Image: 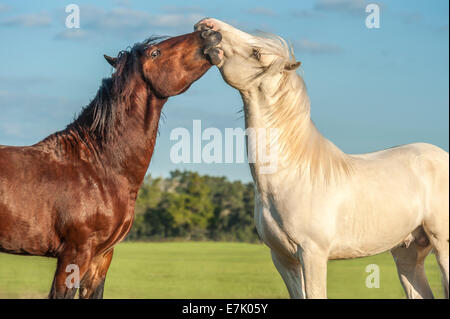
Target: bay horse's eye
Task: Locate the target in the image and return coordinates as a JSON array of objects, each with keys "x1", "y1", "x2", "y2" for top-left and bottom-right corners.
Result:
[
  {"x1": 252, "y1": 48, "x2": 261, "y2": 60},
  {"x1": 150, "y1": 49, "x2": 160, "y2": 59}
]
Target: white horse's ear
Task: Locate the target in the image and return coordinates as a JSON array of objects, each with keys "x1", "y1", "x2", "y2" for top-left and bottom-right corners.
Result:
[{"x1": 285, "y1": 61, "x2": 301, "y2": 71}]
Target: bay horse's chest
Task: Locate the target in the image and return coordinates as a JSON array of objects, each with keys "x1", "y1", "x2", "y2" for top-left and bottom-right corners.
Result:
[
  {"x1": 100, "y1": 188, "x2": 138, "y2": 251},
  {"x1": 52, "y1": 175, "x2": 138, "y2": 255}
]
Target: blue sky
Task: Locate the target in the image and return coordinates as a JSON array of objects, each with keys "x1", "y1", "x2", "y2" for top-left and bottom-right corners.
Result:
[{"x1": 0, "y1": 0, "x2": 448, "y2": 182}]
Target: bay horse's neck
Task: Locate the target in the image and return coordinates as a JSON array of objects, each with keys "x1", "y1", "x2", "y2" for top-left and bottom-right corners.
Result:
[
  {"x1": 103, "y1": 83, "x2": 166, "y2": 192},
  {"x1": 38, "y1": 78, "x2": 165, "y2": 193},
  {"x1": 241, "y1": 72, "x2": 352, "y2": 185}
]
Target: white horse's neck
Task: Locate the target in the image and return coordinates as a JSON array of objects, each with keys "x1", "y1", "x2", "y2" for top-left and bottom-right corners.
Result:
[{"x1": 241, "y1": 72, "x2": 352, "y2": 186}]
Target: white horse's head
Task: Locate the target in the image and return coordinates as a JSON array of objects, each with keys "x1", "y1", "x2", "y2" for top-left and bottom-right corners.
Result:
[{"x1": 194, "y1": 18, "x2": 301, "y2": 91}]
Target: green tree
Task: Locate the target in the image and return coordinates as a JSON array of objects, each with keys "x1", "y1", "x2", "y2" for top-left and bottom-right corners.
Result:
[{"x1": 127, "y1": 170, "x2": 259, "y2": 243}]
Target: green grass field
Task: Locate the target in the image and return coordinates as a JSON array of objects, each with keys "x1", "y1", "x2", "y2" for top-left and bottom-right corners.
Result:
[{"x1": 0, "y1": 242, "x2": 445, "y2": 299}]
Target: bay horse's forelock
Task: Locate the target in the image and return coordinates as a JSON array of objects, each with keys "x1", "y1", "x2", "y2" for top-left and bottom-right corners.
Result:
[{"x1": 0, "y1": 32, "x2": 217, "y2": 299}]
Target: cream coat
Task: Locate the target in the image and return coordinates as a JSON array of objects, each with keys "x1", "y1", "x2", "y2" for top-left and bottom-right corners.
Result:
[{"x1": 195, "y1": 18, "x2": 449, "y2": 299}]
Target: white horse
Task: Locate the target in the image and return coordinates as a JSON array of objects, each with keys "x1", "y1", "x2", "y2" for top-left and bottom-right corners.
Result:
[{"x1": 195, "y1": 18, "x2": 449, "y2": 299}]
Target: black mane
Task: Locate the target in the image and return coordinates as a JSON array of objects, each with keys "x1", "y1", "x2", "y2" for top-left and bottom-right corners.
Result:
[{"x1": 67, "y1": 36, "x2": 167, "y2": 144}]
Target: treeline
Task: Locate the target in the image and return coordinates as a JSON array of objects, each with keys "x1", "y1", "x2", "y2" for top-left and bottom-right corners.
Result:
[{"x1": 126, "y1": 170, "x2": 260, "y2": 243}]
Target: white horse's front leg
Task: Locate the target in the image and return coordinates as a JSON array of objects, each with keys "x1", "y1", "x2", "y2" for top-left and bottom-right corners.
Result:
[
  {"x1": 271, "y1": 250, "x2": 305, "y2": 299},
  {"x1": 299, "y1": 245, "x2": 328, "y2": 299}
]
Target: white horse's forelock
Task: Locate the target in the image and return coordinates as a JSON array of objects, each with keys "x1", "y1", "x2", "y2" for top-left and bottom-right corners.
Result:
[{"x1": 252, "y1": 32, "x2": 296, "y2": 70}]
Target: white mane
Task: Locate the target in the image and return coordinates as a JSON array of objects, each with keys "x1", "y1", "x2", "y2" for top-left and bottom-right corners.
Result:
[{"x1": 252, "y1": 34, "x2": 353, "y2": 184}]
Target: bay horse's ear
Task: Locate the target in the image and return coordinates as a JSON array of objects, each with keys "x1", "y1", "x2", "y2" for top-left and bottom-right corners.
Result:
[
  {"x1": 285, "y1": 61, "x2": 301, "y2": 71},
  {"x1": 104, "y1": 54, "x2": 118, "y2": 68}
]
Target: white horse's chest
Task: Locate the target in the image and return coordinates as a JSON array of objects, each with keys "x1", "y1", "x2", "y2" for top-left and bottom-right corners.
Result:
[{"x1": 253, "y1": 187, "x2": 309, "y2": 257}]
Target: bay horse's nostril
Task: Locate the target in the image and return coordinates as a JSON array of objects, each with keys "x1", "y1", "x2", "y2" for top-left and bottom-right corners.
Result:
[
  {"x1": 201, "y1": 30, "x2": 222, "y2": 45},
  {"x1": 201, "y1": 29, "x2": 222, "y2": 66}
]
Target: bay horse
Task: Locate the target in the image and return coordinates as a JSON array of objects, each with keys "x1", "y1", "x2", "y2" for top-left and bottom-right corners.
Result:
[
  {"x1": 195, "y1": 18, "x2": 449, "y2": 299},
  {"x1": 0, "y1": 29, "x2": 222, "y2": 299}
]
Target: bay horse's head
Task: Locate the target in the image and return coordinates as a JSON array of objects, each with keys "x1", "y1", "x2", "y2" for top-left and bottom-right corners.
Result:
[
  {"x1": 73, "y1": 31, "x2": 221, "y2": 144},
  {"x1": 104, "y1": 30, "x2": 222, "y2": 98}
]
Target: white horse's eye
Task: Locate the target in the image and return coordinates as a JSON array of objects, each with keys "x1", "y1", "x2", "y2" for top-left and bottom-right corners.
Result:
[{"x1": 252, "y1": 48, "x2": 261, "y2": 60}]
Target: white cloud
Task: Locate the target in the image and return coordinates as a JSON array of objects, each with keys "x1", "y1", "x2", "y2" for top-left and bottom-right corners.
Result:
[
  {"x1": 0, "y1": 76, "x2": 54, "y2": 90},
  {"x1": 162, "y1": 5, "x2": 204, "y2": 14},
  {"x1": 54, "y1": 29, "x2": 90, "y2": 41},
  {"x1": 151, "y1": 13, "x2": 204, "y2": 28},
  {"x1": 1, "y1": 12, "x2": 51, "y2": 27},
  {"x1": 0, "y1": 122, "x2": 23, "y2": 137},
  {"x1": 51, "y1": 5, "x2": 205, "y2": 40},
  {"x1": 81, "y1": 6, "x2": 203, "y2": 31},
  {"x1": 1, "y1": 4, "x2": 205, "y2": 41},
  {"x1": 295, "y1": 39, "x2": 343, "y2": 55},
  {"x1": 0, "y1": 92, "x2": 79, "y2": 143},
  {"x1": 291, "y1": 9, "x2": 320, "y2": 19},
  {"x1": 398, "y1": 12, "x2": 422, "y2": 25},
  {"x1": 246, "y1": 7, "x2": 276, "y2": 17},
  {"x1": 115, "y1": 0, "x2": 131, "y2": 7},
  {"x1": 0, "y1": 3, "x2": 10, "y2": 13},
  {"x1": 314, "y1": 0, "x2": 367, "y2": 15}
]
